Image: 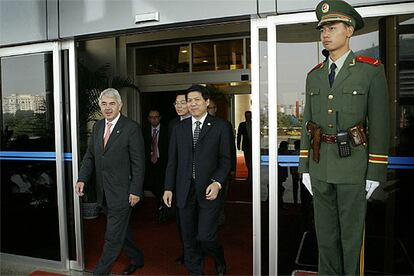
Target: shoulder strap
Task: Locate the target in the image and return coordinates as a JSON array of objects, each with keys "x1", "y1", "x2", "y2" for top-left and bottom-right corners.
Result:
[
  {"x1": 308, "y1": 62, "x2": 325, "y2": 74},
  {"x1": 356, "y1": 55, "x2": 381, "y2": 66}
]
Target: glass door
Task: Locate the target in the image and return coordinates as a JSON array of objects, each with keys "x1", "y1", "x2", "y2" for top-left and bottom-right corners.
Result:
[
  {"x1": 252, "y1": 3, "x2": 414, "y2": 275},
  {"x1": 0, "y1": 41, "x2": 82, "y2": 271}
]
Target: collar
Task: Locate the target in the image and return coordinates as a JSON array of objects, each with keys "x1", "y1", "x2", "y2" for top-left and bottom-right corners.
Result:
[
  {"x1": 152, "y1": 124, "x2": 160, "y2": 131},
  {"x1": 329, "y1": 50, "x2": 351, "y2": 74},
  {"x1": 180, "y1": 114, "x2": 191, "y2": 121},
  {"x1": 192, "y1": 112, "x2": 208, "y2": 127},
  {"x1": 106, "y1": 113, "x2": 121, "y2": 126}
]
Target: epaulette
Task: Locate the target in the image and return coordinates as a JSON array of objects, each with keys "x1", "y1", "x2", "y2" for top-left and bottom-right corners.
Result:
[
  {"x1": 308, "y1": 62, "x2": 324, "y2": 74},
  {"x1": 356, "y1": 55, "x2": 381, "y2": 66}
]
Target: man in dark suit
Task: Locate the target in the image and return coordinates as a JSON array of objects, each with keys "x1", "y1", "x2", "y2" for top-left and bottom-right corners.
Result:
[
  {"x1": 143, "y1": 109, "x2": 169, "y2": 223},
  {"x1": 168, "y1": 91, "x2": 191, "y2": 138},
  {"x1": 168, "y1": 91, "x2": 191, "y2": 265},
  {"x1": 207, "y1": 98, "x2": 236, "y2": 226},
  {"x1": 237, "y1": 111, "x2": 252, "y2": 183},
  {"x1": 75, "y1": 88, "x2": 145, "y2": 275},
  {"x1": 163, "y1": 85, "x2": 231, "y2": 275}
]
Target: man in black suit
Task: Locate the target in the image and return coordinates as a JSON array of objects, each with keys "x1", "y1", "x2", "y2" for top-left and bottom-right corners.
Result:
[
  {"x1": 207, "y1": 98, "x2": 236, "y2": 226},
  {"x1": 237, "y1": 111, "x2": 252, "y2": 183},
  {"x1": 164, "y1": 85, "x2": 231, "y2": 275},
  {"x1": 168, "y1": 91, "x2": 191, "y2": 138},
  {"x1": 75, "y1": 88, "x2": 145, "y2": 275},
  {"x1": 168, "y1": 91, "x2": 191, "y2": 265},
  {"x1": 143, "y1": 109, "x2": 169, "y2": 223}
]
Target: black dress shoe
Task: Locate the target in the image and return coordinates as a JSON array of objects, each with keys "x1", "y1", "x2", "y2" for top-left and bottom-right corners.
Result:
[
  {"x1": 215, "y1": 262, "x2": 226, "y2": 276},
  {"x1": 121, "y1": 263, "x2": 143, "y2": 275},
  {"x1": 175, "y1": 254, "x2": 184, "y2": 265}
]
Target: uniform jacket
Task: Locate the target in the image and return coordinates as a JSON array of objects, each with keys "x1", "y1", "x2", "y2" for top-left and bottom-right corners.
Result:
[
  {"x1": 164, "y1": 114, "x2": 231, "y2": 208},
  {"x1": 298, "y1": 51, "x2": 389, "y2": 183},
  {"x1": 78, "y1": 115, "x2": 145, "y2": 208}
]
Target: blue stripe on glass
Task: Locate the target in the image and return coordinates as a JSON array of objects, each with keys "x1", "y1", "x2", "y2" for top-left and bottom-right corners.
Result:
[
  {"x1": 260, "y1": 155, "x2": 414, "y2": 170},
  {"x1": 0, "y1": 151, "x2": 72, "y2": 161}
]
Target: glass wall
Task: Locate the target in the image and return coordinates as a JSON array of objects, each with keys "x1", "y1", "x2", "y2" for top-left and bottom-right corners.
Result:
[
  {"x1": 272, "y1": 15, "x2": 414, "y2": 275},
  {"x1": 192, "y1": 39, "x2": 244, "y2": 71},
  {"x1": 135, "y1": 38, "x2": 250, "y2": 75},
  {"x1": 1, "y1": 53, "x2": 61, "y2": 260},
  {"x1": 135, "y1": 44, "x2": 189, "y2": 75}
]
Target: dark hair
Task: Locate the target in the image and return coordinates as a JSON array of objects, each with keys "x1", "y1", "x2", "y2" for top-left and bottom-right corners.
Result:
[
  {"x1": 175, "y1": 91, "x2": 187, "y2": 98},
  {"x1": 186, "y1": 84, "x2": 211, "y2": 101}
]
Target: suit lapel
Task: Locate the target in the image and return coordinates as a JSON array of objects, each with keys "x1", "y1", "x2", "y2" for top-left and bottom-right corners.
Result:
[
  {"x1": 331, "y1": 52, "x2": 355, "y2": 92},
  {"x1": 97, "y1": 120, "x2": 105, "y2": 152},
  {"x1": 104, "y1": 115, "x2": 124, "y2": 152},
  {"x1": 183, "y1": 118, "x2": 193, "y2": 150},
  {"x1": 197, "y1": 114, "x2": 214, "y2": 144}
]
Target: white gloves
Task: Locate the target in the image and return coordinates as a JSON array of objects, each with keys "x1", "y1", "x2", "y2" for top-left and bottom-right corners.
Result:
[
  {"x1": 302, "y1": 173, "x2": 313, "y2": 196},
  {"x1": 365, "y1": 180, "x2": 380, "y2": 199},
  {"x1": 302, "y1": 174, "x2": 379, "y2": 199}
]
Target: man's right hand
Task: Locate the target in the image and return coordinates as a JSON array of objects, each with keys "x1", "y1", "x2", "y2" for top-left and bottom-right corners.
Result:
[
  {"x1": 75, "y1": 181, "x2": 85, "y2": 196},
  {"x1": 302, "y1": 173, "x2": 313, "y2": 196},
  {"x1": 163, "y1": 190, "x2": 173, "y2": 207}
]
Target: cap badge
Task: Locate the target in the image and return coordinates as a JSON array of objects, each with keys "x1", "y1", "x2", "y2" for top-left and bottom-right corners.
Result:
[{"x1": 321, "y1": 3, "x2": 329, "y2": 13}]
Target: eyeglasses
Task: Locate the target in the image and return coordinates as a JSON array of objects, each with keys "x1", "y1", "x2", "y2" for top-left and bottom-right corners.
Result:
[
  {"x1": 173, "y1": 101, "x2": 187, "y2": 107},
  {"x1": 187, "y1": 97, "x2": 203, "y2": 104}
]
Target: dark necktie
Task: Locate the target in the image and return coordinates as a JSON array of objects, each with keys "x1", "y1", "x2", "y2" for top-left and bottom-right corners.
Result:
[
  {"x1": 329, "y1": 63, "x2": 337, "y2": 87},
  {"x1": 151, "y1": 128, "x2": 158, "y2": 163},
  {"x1": 192, "y1": 121, "x2": 201, "y2": 178}
]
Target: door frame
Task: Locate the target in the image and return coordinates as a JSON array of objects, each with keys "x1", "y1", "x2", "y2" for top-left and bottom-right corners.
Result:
[
  {"x1": 251, "y1": 2, "x2": 414, "y2": 275},
  {"x1": 0, "y1": 40, "x2": 82, "y2": 271}
]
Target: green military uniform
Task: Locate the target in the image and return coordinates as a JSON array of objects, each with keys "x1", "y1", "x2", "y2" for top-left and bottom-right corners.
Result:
[{"x1": 298, "y1": 0, "x2": 389, "y2": 275}]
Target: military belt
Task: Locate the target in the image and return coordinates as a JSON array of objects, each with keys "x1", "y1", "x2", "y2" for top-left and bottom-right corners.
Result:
[{"x1": 321, "y1": 134, "x2": 337, "y2": 144}]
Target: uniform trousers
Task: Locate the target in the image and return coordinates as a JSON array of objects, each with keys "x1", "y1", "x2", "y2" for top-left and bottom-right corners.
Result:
[
  {"x1": 311, "y1": 177, "x2": 366, "y2": 276},
  {"x1": 93, "y1": 203, "x2": 144, "y2": 275},
  {"x1": 179, "y1": 182, "x2": 225, "y2": 275}
]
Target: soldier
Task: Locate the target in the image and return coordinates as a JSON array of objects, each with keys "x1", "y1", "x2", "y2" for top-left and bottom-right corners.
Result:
[{"x1": 298, "y1": 0, "x2": 389, "y2": 275}]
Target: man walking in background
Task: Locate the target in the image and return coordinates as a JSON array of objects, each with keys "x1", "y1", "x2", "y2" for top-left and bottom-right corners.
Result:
[
  {"x1": 168, "y1": 91, "x2": 192, "y2": 265},
  {"x1": 237, "y1": 111, "x2": 252, "y2": 183},
  {"x1": 143, "y1": 109, "x2": 169, "y2": 223},
  {"x1": 75, "y1": 88, "x2": 145, "y2": 275}
]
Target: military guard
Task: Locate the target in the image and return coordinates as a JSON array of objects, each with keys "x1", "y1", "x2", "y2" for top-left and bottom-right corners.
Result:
[{"x1": 298, "y1": 0, "x2": 389, "y2": 275}]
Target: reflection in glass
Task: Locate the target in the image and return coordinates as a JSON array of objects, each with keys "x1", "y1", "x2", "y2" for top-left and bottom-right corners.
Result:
[
  {"x1": 135, "y1": 44, "x2": 189, "y2": 75},
  {"x1": 192, "y1": 39, "x2": 243, "y2": 72},
  {"x1": 274, "y1": 18, "x2": 414, "y2": 275},
  {"x1": 1, "y1": 53, "x2": 61, "y2": 260}
]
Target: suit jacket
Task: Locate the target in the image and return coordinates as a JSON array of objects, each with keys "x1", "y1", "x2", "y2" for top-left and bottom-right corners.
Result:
[
  {"x1": 298, "y1": 51, "x2": 389, "y2": 183},
  {"x1": 78, "y1": 115, "x2": 145, "y2": 209},
  {"x1": 143, "y1": 123, "x2": 169, "y2": 169},
  {"x1": 226, "y1": 121, "x2": 237, "y2": 172},
  {"x1": 168, "y1": 116, "x2": 180, "y2": 140},
  {"x1": 237, "y1": 121, "x2": 251, "y2": 152},
  {"x1": 164, "y1": 114, "x2": 231, "y2": 208}
]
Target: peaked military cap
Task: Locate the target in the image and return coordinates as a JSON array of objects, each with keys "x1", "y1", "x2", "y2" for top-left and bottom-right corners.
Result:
[{"x1": 316, "y1": 0, "x2": 364, "y2": 31}]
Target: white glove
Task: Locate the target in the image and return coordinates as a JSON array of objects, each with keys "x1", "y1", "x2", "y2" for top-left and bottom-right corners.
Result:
[
  {"x1": 302, "y1": 173, "x2": 313, "y2": 196},
  {"x1": 365, "y1": 180, "x2": 380, "y2": 199}
]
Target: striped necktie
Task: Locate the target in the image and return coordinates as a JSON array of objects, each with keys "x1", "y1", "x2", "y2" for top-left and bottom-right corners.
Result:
[
  {"x1": 192, "y1": 121, "x2": 201, "y2": 178},
  {"x1": 193, "y1": 121, "x2": 201, "y2": 148}
]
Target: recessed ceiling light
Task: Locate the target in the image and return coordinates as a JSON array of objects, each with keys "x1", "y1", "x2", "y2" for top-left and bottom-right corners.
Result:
[{"x1": 202, "y1": 59, "x2": 208, "y2": 63}]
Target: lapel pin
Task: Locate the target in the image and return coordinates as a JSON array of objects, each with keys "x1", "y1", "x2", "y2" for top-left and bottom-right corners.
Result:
[
  {"x1": 207, "y1": 123, "x2": 211, "y2": 126},
  {"x1": 117, "y1": 130, "x2": 120, "y2": 134}
]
